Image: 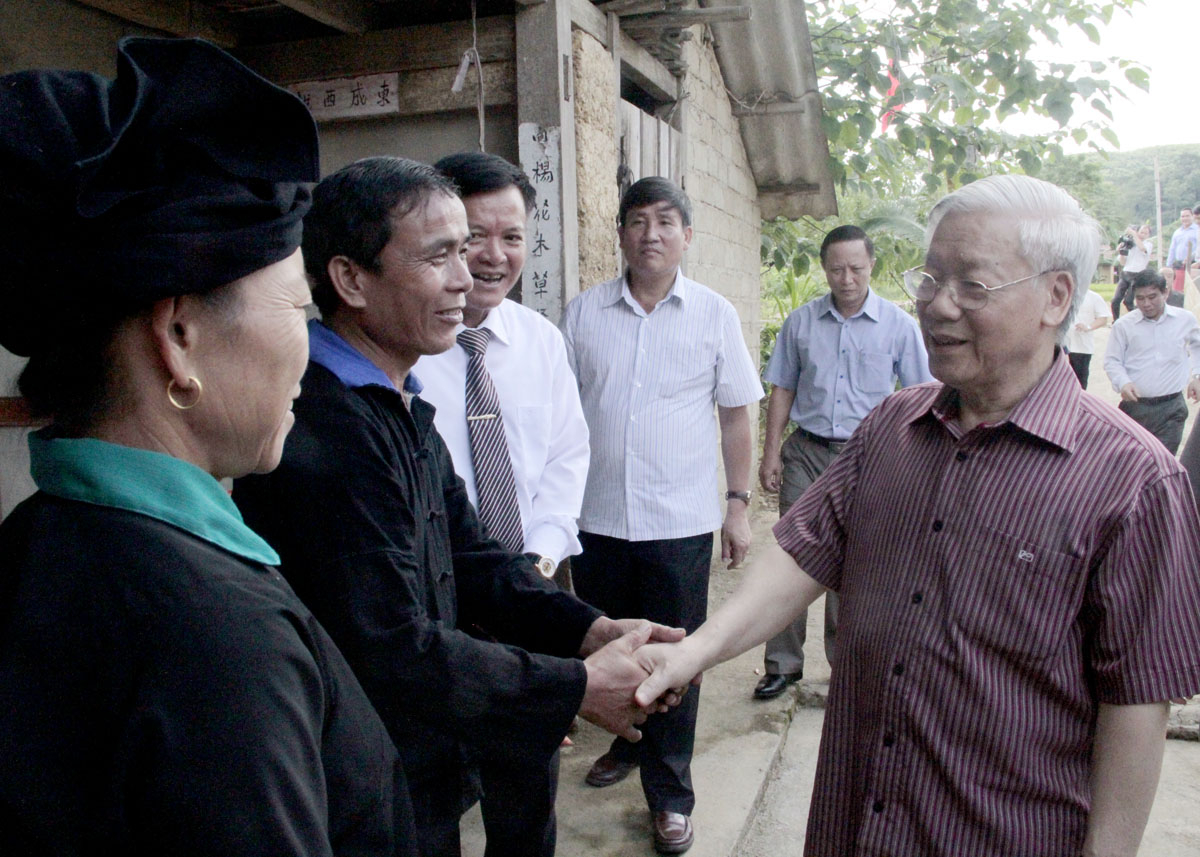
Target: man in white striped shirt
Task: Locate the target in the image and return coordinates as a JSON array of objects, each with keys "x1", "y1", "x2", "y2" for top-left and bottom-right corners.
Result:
[{"x1": 561, "y1": 177, "x2": 764, "y2": 854}]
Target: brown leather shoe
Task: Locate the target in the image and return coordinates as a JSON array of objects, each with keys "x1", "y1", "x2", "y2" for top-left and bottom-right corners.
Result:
[
  {"x1": 652, "y1": 811, "x2": 694, "y2": 854},
  {"x1": 584, "y1": 752, "x2": 638, "y2": 787}
]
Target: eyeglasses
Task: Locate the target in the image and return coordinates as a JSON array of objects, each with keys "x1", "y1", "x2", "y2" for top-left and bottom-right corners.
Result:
[{"x1": 900, "y1": 268, "x2": 1058, "y2": 310}]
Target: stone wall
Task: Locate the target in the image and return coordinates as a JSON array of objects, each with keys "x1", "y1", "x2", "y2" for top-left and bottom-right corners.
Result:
[{"x1": 572, "y1": 30, "x2": 621, "y2": 289}]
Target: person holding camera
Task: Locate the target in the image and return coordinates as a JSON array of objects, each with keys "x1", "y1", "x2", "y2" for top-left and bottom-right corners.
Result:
[{"x1": 1112, "y1": 224, "x2": 1152, "y2": 319}]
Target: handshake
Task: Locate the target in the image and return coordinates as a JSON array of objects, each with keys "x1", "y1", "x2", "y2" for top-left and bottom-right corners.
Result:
[{"x1": 576, "y1": 617, "x2": 706, "y2": 741}]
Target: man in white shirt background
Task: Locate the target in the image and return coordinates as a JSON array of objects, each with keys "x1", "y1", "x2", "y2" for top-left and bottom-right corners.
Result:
[
  {"x1": 1066, "y1": 287, "x2": 1112, "y2": 388},
  {"x1": 1111, "y1": 224, "x2": 1152, "y2": 319},
  {"x1": 561, "y1": 177, "x2": 764, "y2": 855},
  {"x1": 1103, "y1": 269, "x2": 1200, "y2": 453},
  {"x1": 415, "y1": 151, "x2": 591, "y2": 857}
]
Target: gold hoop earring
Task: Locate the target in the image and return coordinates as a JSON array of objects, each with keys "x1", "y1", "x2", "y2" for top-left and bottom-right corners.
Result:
[{"x1": 167, "y1": 376, "x2": 203, "y2": 410}]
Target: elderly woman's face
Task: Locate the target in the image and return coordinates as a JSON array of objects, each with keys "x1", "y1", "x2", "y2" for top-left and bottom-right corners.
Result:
[{"x1": 196, "y1": 248, "x2": 310, "y2": 478}]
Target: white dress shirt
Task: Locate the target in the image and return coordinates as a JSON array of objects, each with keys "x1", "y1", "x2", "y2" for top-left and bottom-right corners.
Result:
[
  {"x1": 1065, "y1": 290, "x2": 1112, "y2": 356},
  {"x1": 1104, "y1": 304, "x2": 1200, "y2": 396},
  {"x1": 561, "y1": 271, "x2": 765, "y2": 541},
  {"x1": 415, "y1": 298, "x2": 589, "y2": 563}
]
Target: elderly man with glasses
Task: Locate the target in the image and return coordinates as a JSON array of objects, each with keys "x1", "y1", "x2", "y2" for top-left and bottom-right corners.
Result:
[{"x1": 632, "y1": 175, "x2": 1200, "y2": 857}]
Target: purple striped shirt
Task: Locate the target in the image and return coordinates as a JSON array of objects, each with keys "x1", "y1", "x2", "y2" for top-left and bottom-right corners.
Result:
[{"x1": 775, "y1": 353, "x2": 1200, "y2": 857}]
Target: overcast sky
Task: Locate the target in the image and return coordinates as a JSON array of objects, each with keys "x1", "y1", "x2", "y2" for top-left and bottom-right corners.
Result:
[{"x1": 1019, "y1": 0, "x2": 1199, "y2": 152}]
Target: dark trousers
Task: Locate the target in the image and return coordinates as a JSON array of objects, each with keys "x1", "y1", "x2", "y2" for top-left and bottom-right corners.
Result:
[
  {"x1": 764, "y1": 429, "x2": 840, "y2": 675},
  {"x1": 573, "y1": 530, "x2": 713, "y2": 815},
  {"x1": 1120, "y1": 393, "x2": 1188, "y2": 454},
  {"x1": 1112, "y1": 274, "x2": 1135, "y2": 319},
  {"x1": 478, "y1": 750, "x2": 559, "y2": 857},
  {"x1": 1068, "y1": 351, "x2": 1092, "y2": 388}
]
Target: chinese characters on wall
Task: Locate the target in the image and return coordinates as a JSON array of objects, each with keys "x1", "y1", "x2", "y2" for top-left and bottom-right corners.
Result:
[
  {"x1": 289, "y1": 74, "x2": 400, "y2": 122},
  {"x1": 518, "y1": 123, "x2": 561, "y2": 321}
]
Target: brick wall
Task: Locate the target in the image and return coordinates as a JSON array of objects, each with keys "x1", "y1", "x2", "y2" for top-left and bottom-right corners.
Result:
[{"x1": 679, "y1": 35, "x2": 763, "y2": 374}]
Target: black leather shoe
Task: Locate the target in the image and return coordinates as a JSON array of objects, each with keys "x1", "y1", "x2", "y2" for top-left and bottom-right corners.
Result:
[
  {"x1": 652, "y1": 811, "x2": 694, "y2": 854},
  {"x1": 753, "y1": 672, "x2": 801, "y2": 700},
  {"x1": 585, "y1": 752, "x2": 638, "y2": 787}
]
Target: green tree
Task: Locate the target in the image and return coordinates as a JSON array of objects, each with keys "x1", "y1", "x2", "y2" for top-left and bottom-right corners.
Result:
[{"x1": 808, "y1": 0, "x2": 1147, "y2": 195}]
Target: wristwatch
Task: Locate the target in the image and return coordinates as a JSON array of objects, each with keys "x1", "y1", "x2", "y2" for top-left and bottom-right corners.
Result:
[
  {"x1": 725, "y1": 490, "x2": 753, "y2": 504},
  {"x1": 524, "y1": 552, "x2": 557, "y2": 579}
]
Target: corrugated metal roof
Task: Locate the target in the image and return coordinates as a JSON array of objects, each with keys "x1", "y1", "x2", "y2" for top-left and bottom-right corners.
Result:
[{"x1": 701, "y1": 0, "x2": 836, "y2": 219}]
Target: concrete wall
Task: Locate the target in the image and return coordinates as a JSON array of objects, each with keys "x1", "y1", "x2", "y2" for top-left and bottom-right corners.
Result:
[{"x1": 572, "y1": 30, "x2": 621, "y2": 290}]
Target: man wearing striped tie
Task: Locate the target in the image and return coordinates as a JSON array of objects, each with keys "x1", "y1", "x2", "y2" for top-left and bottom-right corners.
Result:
[
  {"x1": 234, "y1": 157, "x2": 687, "y2": 857},
  {"x1": 632, "y1": 175, "x2": 1200, "y2": 857},
  {"x1": 415, "y1": 152, "x2": 591, "y2": 856},
  {"x1": 562, "y1": 177, "x2": 765, "y2": 854}
]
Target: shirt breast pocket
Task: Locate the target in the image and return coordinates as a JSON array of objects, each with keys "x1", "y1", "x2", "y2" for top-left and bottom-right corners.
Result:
[
  {"x1": 949, "y1": 527, "x2": 1086, "y2": 661},
  {"x1": 853, "y1": 351, "x2": 894, "y2": 395}
]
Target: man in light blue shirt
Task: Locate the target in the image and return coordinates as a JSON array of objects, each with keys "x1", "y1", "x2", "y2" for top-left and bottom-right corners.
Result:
[{"x1": 753, "y1": 225, "x2": 931, "y2": 699}]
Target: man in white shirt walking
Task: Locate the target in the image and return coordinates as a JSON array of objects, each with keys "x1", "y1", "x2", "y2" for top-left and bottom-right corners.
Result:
[
  {"x1": 1066, "y1": 288, "x2": 1111, "y2": 388},
  {"x1": 561, "y1": 177, "x2": 764, "y2": 854},
  {"x1": 1104, "y1": 269, "x2": 1200, "y2": 453},
  {"x1": 415, "y1": 151, "x2": 591, "y2": 857}
]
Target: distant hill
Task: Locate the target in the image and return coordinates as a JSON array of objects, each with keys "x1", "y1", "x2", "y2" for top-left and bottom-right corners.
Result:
[{"x1": 1089, "y1": 144, "x2": 1200, "y2": 234}]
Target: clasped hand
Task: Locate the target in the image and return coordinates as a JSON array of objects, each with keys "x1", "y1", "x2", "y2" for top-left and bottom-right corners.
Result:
[{"x1": 578, "y1": 617, "x2": 692, "y2": 741}]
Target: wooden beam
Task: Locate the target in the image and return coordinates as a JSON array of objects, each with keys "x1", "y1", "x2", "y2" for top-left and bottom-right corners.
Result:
[
  {"x1": 274, "y1": 0, "x2": 375, "y2": 34},
  {"x1": 383, "y1": 62, "x2": 515, "y2": 118},
  {"x1": 620, "y1": 7, "x2": 752, "y2": 29},
  {"x1": 731, "y1": 100, "x2": 807, "y2": 117},
  {"x1": 597, "y1": 0, "x2": 669, "y2": 13},
  {"x1": 235, "y1": 16, "x2": 516, "y2": 84},
  {"x1": 71, "y1": 0, "x2": 239, "y2": 46},
  {"x1": 569, "y1": 0, "x2": 676, "y2": 106}
]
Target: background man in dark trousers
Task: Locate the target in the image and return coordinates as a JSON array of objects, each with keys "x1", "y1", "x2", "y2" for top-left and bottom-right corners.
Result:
[
  {"x1": 753, "y1": 225, "x2": 930, "y2": 699},
  {"x1": 1103, "y1": 268, "x2": 1200, "y2": 453},
  {"x1": 561, "y1": 177, "x2": 763, "y2": 854}
]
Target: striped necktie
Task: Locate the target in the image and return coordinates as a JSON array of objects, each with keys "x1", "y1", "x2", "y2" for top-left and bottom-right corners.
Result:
[{"x1": 457, "y1": 327, "x2": 524, "y2": 552}]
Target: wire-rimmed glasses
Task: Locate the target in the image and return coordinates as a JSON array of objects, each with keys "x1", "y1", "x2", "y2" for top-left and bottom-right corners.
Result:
[{"x1": 900, "y1": 268, "x2": 1058, "y2": 310}]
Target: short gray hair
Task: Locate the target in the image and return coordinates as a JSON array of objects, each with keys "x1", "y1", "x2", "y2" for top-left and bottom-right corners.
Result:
[{"x1": 926, "y1": 175, "x2": 1101, "y2": 342}]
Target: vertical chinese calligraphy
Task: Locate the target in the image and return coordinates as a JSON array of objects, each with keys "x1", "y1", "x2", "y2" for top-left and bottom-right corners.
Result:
[{"x1": 518, "y1": 124, "x2": 562, "y2": 322}]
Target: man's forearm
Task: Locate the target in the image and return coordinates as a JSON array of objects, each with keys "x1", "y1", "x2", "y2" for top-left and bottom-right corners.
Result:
[
  {"x1": 690, "y1": 543, "x2": 825, "y2": 667},
  {"x1": 718, "y1": 404, "x2": 753, "y2": 491},
  {"x1": 1082, "y1": 701, "x2": 1168, "y2": 857}
]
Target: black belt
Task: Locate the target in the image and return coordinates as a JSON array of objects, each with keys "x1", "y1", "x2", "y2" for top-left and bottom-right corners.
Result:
[
  {"x1": 798, "y1": 428, "x2": 849, "y2": 452},
  {"x1": 1136, "y1": 392, "x2": 1183, "y2": 406}
]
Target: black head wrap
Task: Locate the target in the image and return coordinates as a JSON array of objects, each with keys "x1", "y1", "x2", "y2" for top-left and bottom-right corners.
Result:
[{"x1": 0, "y1": 37, "x2": 319, "y2": 356}]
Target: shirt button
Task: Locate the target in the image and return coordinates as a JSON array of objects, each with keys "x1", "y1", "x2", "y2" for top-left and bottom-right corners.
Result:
[
  {"x1": 892, "y1": 663, "x2": 905, "y2": 676},
  {"x1": 883, "y1": 732, "x2": 896, "y2": 747},
  {"x1": 932, "y1": 520, "x2": 944, "y2": 532},
  {"x1": 872, "y1": 800, "x2": 885, "y2": 813},
  {"x1": 911, "y1": 592, "x2": 924, "y2": 604},
  {"x1": 955, "y1": 451, "x2": 968, "y2": 462}
]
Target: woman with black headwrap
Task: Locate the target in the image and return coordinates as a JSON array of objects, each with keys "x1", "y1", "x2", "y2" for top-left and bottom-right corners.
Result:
[{"x1": 0, "y1": 38, "x2": 413, "y2": 856}]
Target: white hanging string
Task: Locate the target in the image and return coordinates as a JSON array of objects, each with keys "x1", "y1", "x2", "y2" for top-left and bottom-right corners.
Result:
[{"x1": 451, "y1": 0, "x2": 487, "y2": 151}]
